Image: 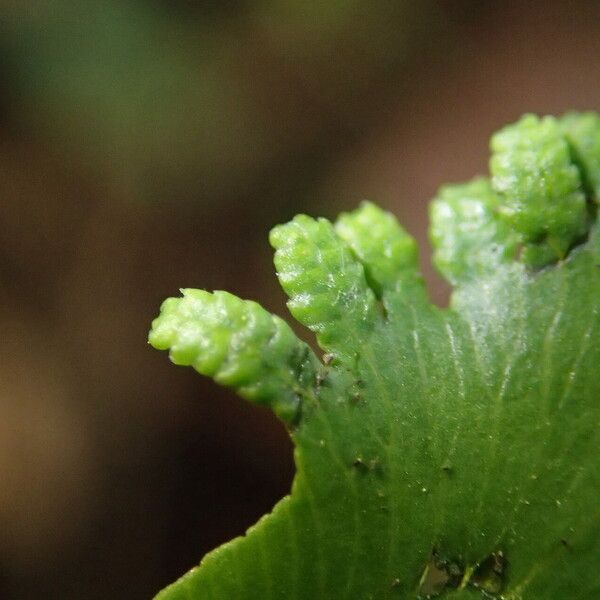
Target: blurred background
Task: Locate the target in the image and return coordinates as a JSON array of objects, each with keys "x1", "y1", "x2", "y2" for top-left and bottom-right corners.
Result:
[{"x1": 2, "y1": 1, "x2": 600, "y2": 598}]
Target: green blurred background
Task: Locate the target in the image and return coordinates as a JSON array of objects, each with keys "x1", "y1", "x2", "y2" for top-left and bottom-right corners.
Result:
[{"x1": 2, "y1": 2, "x2": 600, "y2": 598}]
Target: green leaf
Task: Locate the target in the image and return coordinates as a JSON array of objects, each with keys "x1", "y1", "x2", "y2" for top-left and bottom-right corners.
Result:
[{"x1": 149, "y1": 113, "x2": 600, "y2": 599}]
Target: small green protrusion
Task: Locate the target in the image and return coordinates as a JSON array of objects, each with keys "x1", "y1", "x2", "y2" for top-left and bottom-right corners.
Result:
[
  {"x1": 149, "y1": 289, "x2": 321, "y2": 424},
  {"x1": 334, "y1": 201, "x2": 419, "y2": 297},
  {"x1": 490, "y1": 114, "x2": 589, "y2": 267},
  {"x1": 429, "y1": 177, "x2": 519, "y2": 284},
  {"x1": 560, "y1": 111, "x2": 600, "y2": 203},
  {"x1": 270, "y1": 214, "x2": 377, "y2": 360}
]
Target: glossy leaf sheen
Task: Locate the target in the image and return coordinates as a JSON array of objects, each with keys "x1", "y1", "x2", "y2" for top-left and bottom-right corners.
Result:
[{"x1": 150, "y1": 113, "x2": 600, "y2": 599}]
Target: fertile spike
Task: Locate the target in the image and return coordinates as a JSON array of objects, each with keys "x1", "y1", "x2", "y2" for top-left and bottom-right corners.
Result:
[
  {"x1": 149, "y1": 289, "x2": 321, "y2": 423},
  {"x1": 270, "y1": 215, "x2": 378, "y2": 361},
  {"x1": 490, "y1": 114, "x2": 589, "y2": 267},
  {"x1": 334, "y1": 201, "x2": 420, "y2": 297}
]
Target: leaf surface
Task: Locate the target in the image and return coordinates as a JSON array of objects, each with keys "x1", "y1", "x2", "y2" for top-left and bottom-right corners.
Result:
[{"x1": 149, "y1": 113, "x2": 600, "y2": 599}]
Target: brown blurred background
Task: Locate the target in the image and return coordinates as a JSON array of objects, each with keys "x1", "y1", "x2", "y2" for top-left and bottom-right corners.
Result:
[{"x1": 2, "y1": 2, "x2": 600, "y2": 598}]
